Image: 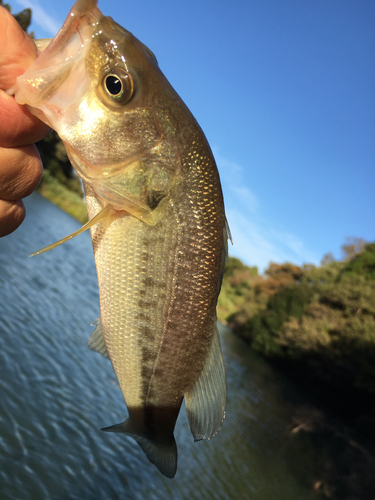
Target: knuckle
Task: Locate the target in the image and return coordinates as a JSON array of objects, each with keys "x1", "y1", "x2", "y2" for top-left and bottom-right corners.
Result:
[
  {"x1": 0, "y1": 199, "x2": 25, "y2": 237},
  {"x1": 0, "y1": 144, "x2": 43, "y2": 200}
]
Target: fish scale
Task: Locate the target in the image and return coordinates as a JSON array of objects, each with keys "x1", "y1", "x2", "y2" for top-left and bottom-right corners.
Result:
[{"x1": 12, "y1": 0, "x2": 229, "y2": 478}]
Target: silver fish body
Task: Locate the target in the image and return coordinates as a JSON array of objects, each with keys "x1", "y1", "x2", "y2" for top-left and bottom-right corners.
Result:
[{"x1": 13, "y1": 0, "x2": 228, "y2": 478}]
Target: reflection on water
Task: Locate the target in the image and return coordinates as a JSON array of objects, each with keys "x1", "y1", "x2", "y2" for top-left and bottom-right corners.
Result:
[{"x1": 0, "y1": 193, "x2": 321, "y2": 499}]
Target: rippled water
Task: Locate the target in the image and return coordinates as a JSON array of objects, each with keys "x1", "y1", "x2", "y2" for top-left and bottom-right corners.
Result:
[{"x1": 0, "y1": 194, "x2": 319, "y2": 499}]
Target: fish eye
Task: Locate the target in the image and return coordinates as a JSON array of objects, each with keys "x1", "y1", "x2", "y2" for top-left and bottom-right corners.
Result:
[
  {"x1": 105, "y1": 75, "x2": 122, "y2": 96},
  {"x1": 102, "y1": 68, "x2": 134, "y2": 106}
]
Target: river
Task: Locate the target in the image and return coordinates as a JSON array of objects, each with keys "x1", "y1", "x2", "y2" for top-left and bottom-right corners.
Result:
[{"x1": 0, "y1": 193, "x2": 372, "y2": 500}]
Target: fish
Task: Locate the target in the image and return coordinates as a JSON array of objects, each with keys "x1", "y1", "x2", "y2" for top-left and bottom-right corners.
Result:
[{"x1": 11, "y1": 0, "x2": 229, "y2": 478}]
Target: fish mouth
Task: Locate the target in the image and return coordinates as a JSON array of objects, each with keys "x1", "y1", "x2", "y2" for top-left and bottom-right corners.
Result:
[{"x1": 14, "y1": 0, "x2": 102, "y2": 125}]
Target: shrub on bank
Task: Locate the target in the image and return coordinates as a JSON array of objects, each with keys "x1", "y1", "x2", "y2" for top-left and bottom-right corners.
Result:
[{"x1": 219, "y1": 244, "x2": 375, "y2": 405}]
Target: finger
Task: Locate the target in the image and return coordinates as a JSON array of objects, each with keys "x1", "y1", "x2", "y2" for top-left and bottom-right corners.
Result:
[
  {"x1": 0, "y1": 7, "x2": 37, "y2": 90},
  {"x1": 0, "y1": 8, "x2": 51, "y2": 147},
  {"x1": 0, "y1": 198, "x2": 25, "y2": 237},
  {"x1": 0, "y1": 144, "x2": 43, "y2": 200},
  {"x1": 0, "y1": 91, "x2": 50, "y2": 147}
]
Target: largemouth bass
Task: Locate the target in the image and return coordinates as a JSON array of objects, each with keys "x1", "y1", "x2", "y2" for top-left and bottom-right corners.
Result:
[{"x1": 11, "y1": 0, "x2": 229, "y2": 478}]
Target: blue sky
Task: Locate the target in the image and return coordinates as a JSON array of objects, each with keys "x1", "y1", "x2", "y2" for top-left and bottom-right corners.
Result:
[{"x1": 13, "y1": 0, "x2": 375, "y2": 271}]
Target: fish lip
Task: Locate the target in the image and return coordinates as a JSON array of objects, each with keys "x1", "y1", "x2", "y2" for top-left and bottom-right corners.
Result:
[
  {"x1": 14, "y1": 1, "x2": 104, "y2": 122},
  {"x1": 41, "y1": 0, "x2": 101, "y2": 60},
  {"x1": 53, "y1": 6, "x2": 100, "y2": 52}
]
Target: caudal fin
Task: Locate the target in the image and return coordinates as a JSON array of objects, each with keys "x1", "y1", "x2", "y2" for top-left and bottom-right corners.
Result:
[{"x1": 101, "y1": 419, "x2": 177, "y2": 478}]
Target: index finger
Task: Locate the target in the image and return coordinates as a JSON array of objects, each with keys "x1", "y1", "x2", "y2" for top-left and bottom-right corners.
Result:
[
  {"x1": 0, "y1": 7, "x2": 50, "y2": 146},
  {"x1": 0, "y1": 6, "x2": 37, "y2": 89}
]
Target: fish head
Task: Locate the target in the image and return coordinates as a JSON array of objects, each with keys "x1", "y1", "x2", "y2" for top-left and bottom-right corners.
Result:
[{"x1": 14, "y1": 0, "x2": 185, "y2": 214}]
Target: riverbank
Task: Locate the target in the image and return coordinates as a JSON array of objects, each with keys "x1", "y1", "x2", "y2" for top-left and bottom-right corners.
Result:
[
  {"x1": 271, "y1": 374, "x2": 375, "y2": 499},
  {"x1": 218, "y1": 247, "x2": 375, "y2": 453},
  {"x1": 36, "y1": 170, "x2": 88, "y2": 224}
]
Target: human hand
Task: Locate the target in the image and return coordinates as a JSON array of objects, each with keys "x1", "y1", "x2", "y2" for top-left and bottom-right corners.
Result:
[{"x1": 0, "y1": 6, "x2": 50, "y2": 237}]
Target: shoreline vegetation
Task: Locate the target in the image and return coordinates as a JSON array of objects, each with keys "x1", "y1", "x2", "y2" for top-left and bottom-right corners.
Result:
[
  {"x1": 36, "y1": 132, "x2": 88, "y2": 224},
  {"x1": 218, "y1": 242, "x2": 375, "y2": 442}
]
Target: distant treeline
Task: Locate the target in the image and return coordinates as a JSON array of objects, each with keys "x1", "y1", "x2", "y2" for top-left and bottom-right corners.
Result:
[{"x1": 219, "y1": 239, "x2": 375, "y2": 426}]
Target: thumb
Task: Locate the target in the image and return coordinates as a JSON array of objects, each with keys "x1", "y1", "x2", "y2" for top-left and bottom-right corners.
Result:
[{"x1": 0, "y1": 6, "x2": 37, "y2": 90}]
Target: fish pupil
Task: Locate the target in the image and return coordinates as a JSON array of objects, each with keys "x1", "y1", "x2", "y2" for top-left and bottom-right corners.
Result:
[
  {"x1": 105, "y1": 75, "x2": 123, "y2": 97},
  {"x1": 101, "y1": 69, "x2": 134, "y2": 106}
]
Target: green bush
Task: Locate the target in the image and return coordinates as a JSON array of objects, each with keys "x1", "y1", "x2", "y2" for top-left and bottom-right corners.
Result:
[
  {"x1": 220, "y1": 244, "x2": 375, "y2": 399},
  {"x1": 37, "y1": 171, "x2": 88, "y2": 224},
  {"x1": 341, "y1": 243, "x2": 375, "y2": 280}
]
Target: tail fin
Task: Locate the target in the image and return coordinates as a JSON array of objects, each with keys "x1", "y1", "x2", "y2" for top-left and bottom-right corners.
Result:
[{"x1": 101, "y1": 419, "x2": 177, "y2": 479}]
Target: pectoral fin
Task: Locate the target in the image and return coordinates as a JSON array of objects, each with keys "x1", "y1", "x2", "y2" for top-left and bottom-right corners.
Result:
[
  {"x1": 184, "y1": 322, "x2": 227, "y2": 441},
  {"x1": 30, "y1": 204, "x2": 114, "y2": 257},
  {"x1": 87, "y1": 318, "x2": 109, "y2": 359}
]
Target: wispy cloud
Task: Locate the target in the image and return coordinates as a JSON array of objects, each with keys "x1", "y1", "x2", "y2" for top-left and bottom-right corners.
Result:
[
  {"x1": 227, "y1": 209, "x2": 318, "y2": 272},
  {"x1": 15, "y1": 0, "x2": 62, "y2": 37},
  {"x1": 214, "y1": 150, "x2": 319, "y2": 272},
  {"x1": 214, "y1": 151, "x2": 259, "y2": 215}
]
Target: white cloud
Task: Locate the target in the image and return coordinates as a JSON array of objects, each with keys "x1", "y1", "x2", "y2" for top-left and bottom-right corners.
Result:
[
  {"x1": 230, "y1": 185, "x2": 259, "y2": 214},
  {"x1": 214, "y1": 151, "x2": 259, "y2": 214},
  {"x1": 227, "y1": 208, "x2": 319, "y2": 272},
  {"x1": 214, "y1": 150, "x2": 319, "y2": 272},
  {"x1": 226, "y1": 209, "x2": 280, "y2": 269},
  {"x1": 15, "y1": 0, "x2": 62, "y2": 36}
]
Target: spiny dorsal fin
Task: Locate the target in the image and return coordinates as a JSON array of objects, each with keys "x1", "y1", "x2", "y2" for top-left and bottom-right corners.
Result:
[
  {"x1": 225, "y1": 216, "x2": 233, "y2": 246},
  {"x1": 30, "y1": 204, "x2": 114, "y2": 257}
]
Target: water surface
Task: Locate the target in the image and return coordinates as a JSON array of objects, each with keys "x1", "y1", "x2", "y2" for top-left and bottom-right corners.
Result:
[{"x1": 0, "y1": 194, "x2": 321, "y2": 499}]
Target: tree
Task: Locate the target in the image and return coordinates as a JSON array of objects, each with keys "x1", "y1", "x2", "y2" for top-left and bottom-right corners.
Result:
[
  {"x1": 342, "y1": 242, "x2": 375, "y2": 280},
  {"x1": 321, "y1": 252, "x2": 335, "y2": 266},
  {"x1": 224, "y1": 257, "x2": 258, "y2": 278},
  {"x1": 0, "y1": 1, "x2": 32, "y2": 34},
  {"x1": 341, "y1": 237, "x2": 367, "y2": 261}
]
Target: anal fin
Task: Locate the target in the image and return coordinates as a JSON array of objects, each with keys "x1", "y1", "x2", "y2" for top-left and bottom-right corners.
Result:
[
  {"x1": 87, "y1": 318, "x2": 109, "y2": 359},
  {"x1": 184, "y1": 322, "x2": 227, "y2": 441}
]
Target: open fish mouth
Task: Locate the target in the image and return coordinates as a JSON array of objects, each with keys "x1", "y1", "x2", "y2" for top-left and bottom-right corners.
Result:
[{"x1": 12, "y1": 0, "x2": 101, "y2": 126}]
